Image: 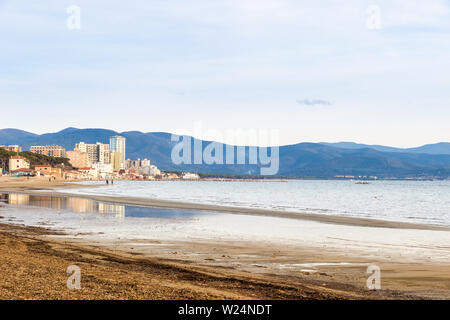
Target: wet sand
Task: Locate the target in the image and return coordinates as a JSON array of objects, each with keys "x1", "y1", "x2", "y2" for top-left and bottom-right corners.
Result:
[{"x1": 0, "y1": 176, "x2": 449, "y2": 299}]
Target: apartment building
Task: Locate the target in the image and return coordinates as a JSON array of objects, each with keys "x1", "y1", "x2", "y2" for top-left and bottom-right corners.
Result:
[
  {"x1": 110, "y1": 136, "x2": 126, "y2": 169},
  {"x1": 149, "y1": 165, "x2": 161, "y2": 176},
  {"x1": 9, "y1": 156, "x2": 30, "y2": 171},
  {"x1": 0, "y1": 145, "x2": 22, "y2": 153},
  {"x1": 125, "y1": 158, "x2": 150, "y2": 169},
  {"x1": 30, "y1": 145, "x2": 66, "y2": 158},
  {"x1": 110, "y1": 151, "x2": 122, "y2": 171},
  {"x1": 67, "y1": 150, "x2": 90, "y2": 168},
  {"x1": 75, "y1": 142, "x2": 110, "y2": 164}
]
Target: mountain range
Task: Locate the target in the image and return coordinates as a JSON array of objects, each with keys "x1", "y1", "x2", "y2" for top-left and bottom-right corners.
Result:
[
  {"x1": 1, "y1": 127, "x2": 450, "y2": 178},
  {"x1": 320, "y1": 142, "x2": 450, "y2": 155}
]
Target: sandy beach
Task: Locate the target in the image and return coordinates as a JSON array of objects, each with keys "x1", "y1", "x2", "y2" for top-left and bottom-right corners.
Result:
[
  {"x1": 0, "y1": 222, "x2": 404, "y2": 300},
  {"x1": 0, "y1": 176, "x2": 449, "y2": 299}
]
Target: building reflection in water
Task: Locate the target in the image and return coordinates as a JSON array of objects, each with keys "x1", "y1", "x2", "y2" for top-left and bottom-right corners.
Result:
[
  {"x1": 0, "y1": 193, "x2": 125, "y2": 218},
  {"x1": 1, "y1": 193, "x2": 202, "y2": 220}
]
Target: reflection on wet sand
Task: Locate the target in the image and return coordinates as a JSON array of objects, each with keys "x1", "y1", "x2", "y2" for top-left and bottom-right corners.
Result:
[
  {"x1": 0, "y1": 193, "x2": 204, "y2": 220},
  {"x1": 1, "y1": 193, "x2": 125, "y2": 218}
]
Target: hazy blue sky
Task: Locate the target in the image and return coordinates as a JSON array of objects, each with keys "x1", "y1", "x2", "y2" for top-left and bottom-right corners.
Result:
[{"x1": 1, "y1": 0, "x2": 449, "y2": 147}]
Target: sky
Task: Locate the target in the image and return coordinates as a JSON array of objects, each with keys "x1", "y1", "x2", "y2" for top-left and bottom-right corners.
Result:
[{"x1": 0, "y1": 0, "x2": 449, "y2": 147}]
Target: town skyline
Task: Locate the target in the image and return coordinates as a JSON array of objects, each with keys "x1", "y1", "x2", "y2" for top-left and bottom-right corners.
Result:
[{"x1": 0, "y1": 133, "x2": 169, "y2": 180}]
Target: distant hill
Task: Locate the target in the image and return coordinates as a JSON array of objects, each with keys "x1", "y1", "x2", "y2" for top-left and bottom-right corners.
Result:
[
  {"x1": 321, "y1": 142, "x2": 450, "y2": 155},
  {"x1": 406, "y1": 142, "x2": 450, "y2": 155},
  {"x1": 0, "y1": 128, "x2": 38, "y2": 142},
  {"x1": 1, "y1": 128, "x2": 450, "y2": 178}
]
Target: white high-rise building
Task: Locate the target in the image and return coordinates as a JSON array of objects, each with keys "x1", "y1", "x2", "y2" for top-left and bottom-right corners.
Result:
[
  {"x1": 124, "y1": 158, "x2": 150, "y2": 170},
  {"x1": 110, "y1": 136, "x2": 126, "y2": 169},
  {"x1": 75, "y1": 142, "x2": 110, "y2": 165}
]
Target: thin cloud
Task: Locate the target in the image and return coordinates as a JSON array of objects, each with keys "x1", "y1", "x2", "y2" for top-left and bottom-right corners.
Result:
[{"x1": 296, "y1": 99, "x2": 334, "y2": 106}]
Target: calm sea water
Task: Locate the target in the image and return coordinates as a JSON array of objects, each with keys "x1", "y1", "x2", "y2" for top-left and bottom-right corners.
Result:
[{"x1": 64, "y1": 180, "x2": 450, "y2": 226}]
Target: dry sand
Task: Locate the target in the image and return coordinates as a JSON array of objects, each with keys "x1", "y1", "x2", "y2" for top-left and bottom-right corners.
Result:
[{"x1": 0, "y1": 176, "x2": 449, "y2": 299}]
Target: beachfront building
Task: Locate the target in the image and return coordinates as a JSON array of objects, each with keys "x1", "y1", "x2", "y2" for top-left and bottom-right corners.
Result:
[
  {"x1": 34, "y1": 165, "x2": 63, "y2": 178},
  {"x1": 67, "y1": 150, "x2": 90, "y2": 168},
  {"x1": 124, "y1": 159, "x2": 133, "y2": 169},
  {"x1": 10, "y1": 168, "x2": 33, "y2": 176},
  {"x1": 92, "y1": 162, "x2": 113, "y2": 179},
  {"x1": 102, "y1": 147, "x2": 111, "y2": 164},
  {"x1": 181, "y1": 172, "x2": 200, "y2": 180},
  {"x1": 9, "y1": 156, "x2": 30, "y2": 171},
  {"x1": 0, "y1": 145, "x2": 22, "y2": 153},
  {"x1": 52, "y1": 167, "x2": 63, "y2": 178},
  {"x1": 34, "y1": 165, "x2": 52, "y2": 176},
  {"x1": 78, "y1": 167, "x2": 99, "y2": 179},
  {"x1": 164, "y1": 172, "x2": 179, "y2": 179},
  {"x1": 75, "y1": 142, "x2": 110, "y2": 165},
  {"x1": 110, "y1": 136, "x2": 126, "y2": 169},
  {"x1": 75, "y1": 142, "x2": 95, "y2": 163},
  {"x1": 149, "y1": 165, "x2": 160, "y2": 176},
  {"x1": 137, "y1": 164, "x2": 161, "y2": 177},
  {"x1": 125, "y1": 158, "x2": 150, "y2": 170},
  {"x1": 63, "y1": 170, "x2": 84, "y2": 180},
  {"x1": 30, "y1": 145, "x2": 66, "y2": 158},
  {"x1": 110, "y1": 151, "x2": 122, "y2": 171},
  {"x1": 124, "y1": 158, "x2": 159, "y2": 177}
]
